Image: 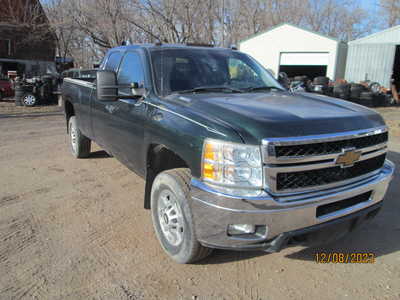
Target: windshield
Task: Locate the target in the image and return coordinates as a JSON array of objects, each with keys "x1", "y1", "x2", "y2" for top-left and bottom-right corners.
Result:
[{"x1": 150, "y1": 48, "x2": 284, "y2": 96}]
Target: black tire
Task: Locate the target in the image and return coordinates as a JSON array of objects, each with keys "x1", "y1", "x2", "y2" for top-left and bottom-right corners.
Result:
[
  {"x1": 334, "y1": 83, "x2": 350, "y2": 93},
  {"x1": 358, "y1": 92, "x2": 374, "y2": 107},
  {"x1": 350, "y1": 83, "x2": 365, "y2": 99},
  {"x1": 68, "y1": 116, "x2": 91, "y2": 158},
  {"x1": 333, "y1": 83, "x2": 350, "y2": 99},
  {"x1": 294, "y1": 75, "x2": 308, "y2": 82},
  {"x1": 151, "y1": 168, "x2": 212, "y2": 264},
  {"x1": 372, "y1": 93, "x2": 386, "y2": 107},
  {"x1": 22, "y1": 93, "x2": 38, "y2": 107},
  {"x1": 313, "y1": 76, "x2": 329, "y2": 85},
  {"x1": 360, "y1": 91, "x2": 373, "y2": 100}
]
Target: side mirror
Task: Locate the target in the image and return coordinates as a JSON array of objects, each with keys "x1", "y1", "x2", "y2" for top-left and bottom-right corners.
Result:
[{"x1": 97, "y1": 70, "x2": 118, "y2": 101}]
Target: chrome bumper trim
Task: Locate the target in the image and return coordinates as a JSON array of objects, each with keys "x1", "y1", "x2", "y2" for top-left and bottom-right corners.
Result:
[
  {"x1": 190, "y1": 160, "x2": 394, "y2": 250},
  {"x1": 262, "y1": 126, "x2": 387, "y2": 147}
]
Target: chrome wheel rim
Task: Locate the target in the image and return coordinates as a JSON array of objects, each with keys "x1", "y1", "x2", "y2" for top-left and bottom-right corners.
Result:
[
  {"x1": 23, "y1": 94, "x2": 36, "y2": 106},
  {"x1": 70, "y1": 123, "x2": 78, "y2": 153},
  {"x1": 158, "y1": 190, "x2": 184, "y2": 246}
]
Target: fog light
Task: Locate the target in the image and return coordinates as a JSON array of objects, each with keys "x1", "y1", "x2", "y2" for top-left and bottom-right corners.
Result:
[{"x1": 228, "y1": 224, "x2": 256, "y2": 236}]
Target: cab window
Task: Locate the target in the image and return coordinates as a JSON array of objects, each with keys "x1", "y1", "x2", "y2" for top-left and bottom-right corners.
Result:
[
  {"x1": 117, "y1": 52, "x2": 145, "y2": 95},
  {"x1": 228, "y1": 58, "x2": 263, "y2": 86},
  {"x1": 105, "y1": 52, "x2": 123, "y2": 72}
]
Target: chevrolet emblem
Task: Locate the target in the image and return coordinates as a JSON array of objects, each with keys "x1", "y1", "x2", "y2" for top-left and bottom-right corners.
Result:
[{"x1": 335, "y1": 148, "x2": 362, "y2": 168}]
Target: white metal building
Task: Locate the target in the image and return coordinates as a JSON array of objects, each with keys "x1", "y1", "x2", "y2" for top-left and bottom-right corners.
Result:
[
  {"x1": 345, "y1": 25, "x2": 400, "y2": 89},
  {"x1": 239, "y1": 23, "x2": 348, "y2": 80}
]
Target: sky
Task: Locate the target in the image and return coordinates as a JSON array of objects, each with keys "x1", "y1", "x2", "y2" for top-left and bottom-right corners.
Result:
[{"x1": 362, "y1": 0, "x2": 379, "y2": 14}]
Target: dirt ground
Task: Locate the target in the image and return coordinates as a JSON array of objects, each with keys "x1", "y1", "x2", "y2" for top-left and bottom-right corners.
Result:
[
  {"x1": 0, "y1": 100, "x2": 61, "y2": 116},
  {"x1": 0, "y1": 106, "x2": 399, "y2": 300}
]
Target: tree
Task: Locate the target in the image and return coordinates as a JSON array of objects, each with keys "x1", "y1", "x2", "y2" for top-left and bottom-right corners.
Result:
[
  {"x1": 379, "y1": 0, "x2": 400, "y2": 27},
  {"x1": 0, "y1": 0, "x2": 54, "y2": 49},
  {"x1": 44, "y1": 0, "x2": 78, "y2": 61},
  {"x1": 305, "y1": 0, "x2": 374, "y2": 41},
  {"x1": 42, "y1": 0, "x2": 378, "y2": 67}
]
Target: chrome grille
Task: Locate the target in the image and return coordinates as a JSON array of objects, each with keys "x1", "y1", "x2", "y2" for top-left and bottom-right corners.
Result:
[
  {"x1": 275, "y1": 132, "x2": 388, "y2": 158},
  {"x1": 262, "y1": 126, "x2": 388, "y2": 195},
  {"x1": 276, "y1": 154, "x2": 386, "y2": 191}
]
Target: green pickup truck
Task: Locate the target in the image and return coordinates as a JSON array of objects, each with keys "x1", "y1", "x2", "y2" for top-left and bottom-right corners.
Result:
[{"x1": 62, "y1": 44, "x2": 394, "y2": 263}]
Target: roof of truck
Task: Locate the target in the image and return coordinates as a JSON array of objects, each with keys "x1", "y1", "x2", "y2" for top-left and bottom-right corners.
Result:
[{"x1": 111, "y1": 43, "x2": 236, "y2": 51}]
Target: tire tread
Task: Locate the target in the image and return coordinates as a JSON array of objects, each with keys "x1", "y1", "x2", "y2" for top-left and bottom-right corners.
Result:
[
  {"x1": 69, "y1": 116, "x2": 91, "y2": 158},
  {"x1": 166, "y1": 168, "x2": 212, "y2": 263},
  {"x1": 152, "y1": 168, "x2": 212, "y2": 263}
]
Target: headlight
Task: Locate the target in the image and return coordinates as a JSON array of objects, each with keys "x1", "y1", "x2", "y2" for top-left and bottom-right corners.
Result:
[{"x1": 201, "y1": 139, "x2": 263, "y2": 196}]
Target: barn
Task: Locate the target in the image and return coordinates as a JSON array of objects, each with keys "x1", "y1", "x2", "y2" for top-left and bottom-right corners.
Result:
[
  {"x1": 345, "y1": 25, "x2": 400, "y2": 90},
  {"x1": 239, "y1": 23, "x2": 348, "y2": 81},
  {"x1": 0, "y1": 0, "x2": 56, "y2": 77}
]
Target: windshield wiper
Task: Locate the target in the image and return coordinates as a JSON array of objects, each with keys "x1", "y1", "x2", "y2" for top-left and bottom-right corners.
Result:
[
  {"x1": 243, "y1": 86, "x2": 282, "y2": 92},
  {"x1": 174, "y1": 86, "x2": 244, "y2": 94}
]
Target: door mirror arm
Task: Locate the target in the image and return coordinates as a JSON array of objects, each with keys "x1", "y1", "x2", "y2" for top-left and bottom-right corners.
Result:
[{"x1": 133, "y1": 88, "x2": 149, "y2": 106}]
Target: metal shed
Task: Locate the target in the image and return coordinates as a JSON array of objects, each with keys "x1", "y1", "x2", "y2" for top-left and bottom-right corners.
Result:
[
  {"x1": 239, "y1": 23, "x2": 348, "y2": 81},
  {"x1": 345, "y1": 25, "x2": 400, "y2": 89}
]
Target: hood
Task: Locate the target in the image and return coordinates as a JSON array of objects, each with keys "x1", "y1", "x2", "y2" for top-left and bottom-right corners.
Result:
[{"x1": 164, "y1": 91, "x2": 385, "y2": 144}]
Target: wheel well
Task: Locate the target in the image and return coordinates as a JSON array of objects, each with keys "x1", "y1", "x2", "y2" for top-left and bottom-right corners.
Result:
[
  {"x1": 65, "y1": 100, "x2": 75, "y2": 132},
  {"x1": 144, "y1": 144, "x2": 189, "y2": 209}
]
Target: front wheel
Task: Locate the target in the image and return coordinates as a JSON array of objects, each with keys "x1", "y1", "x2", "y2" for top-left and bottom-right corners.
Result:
[{"x1": 151, "y1": 168, "x2": 212, "y2": 263}]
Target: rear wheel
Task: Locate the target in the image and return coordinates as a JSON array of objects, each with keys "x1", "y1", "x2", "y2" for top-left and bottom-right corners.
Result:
[
  {"x1": 151, "y1": 168, "x2": 212, "y2": 263},
  {"x1": 68, "y1": 116, "x2": 91, "y2": 158}
]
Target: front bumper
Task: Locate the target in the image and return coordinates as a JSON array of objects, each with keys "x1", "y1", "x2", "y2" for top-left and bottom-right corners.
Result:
[{"x1": 190, "y1": 160, "x2": 395, "y2": 251}]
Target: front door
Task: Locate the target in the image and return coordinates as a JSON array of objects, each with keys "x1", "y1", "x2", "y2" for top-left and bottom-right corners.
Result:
[{"x1": 92, "y1": 51, "x2": 148, "y2": 175}]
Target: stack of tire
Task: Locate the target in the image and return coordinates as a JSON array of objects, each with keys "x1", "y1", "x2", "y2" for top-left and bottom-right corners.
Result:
[
  {"x1": 333, "y1": 81, "x2": 391, "y2": 107},
  {"x1": 14, "y1": 82, "x2": 24, "y2": 106},
  {"x1": 350, "y1": 83, "x2": 375, "y2": 107},
  {"x1": 40, "y1": 75, "x2": 57, "y2": 104}
]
